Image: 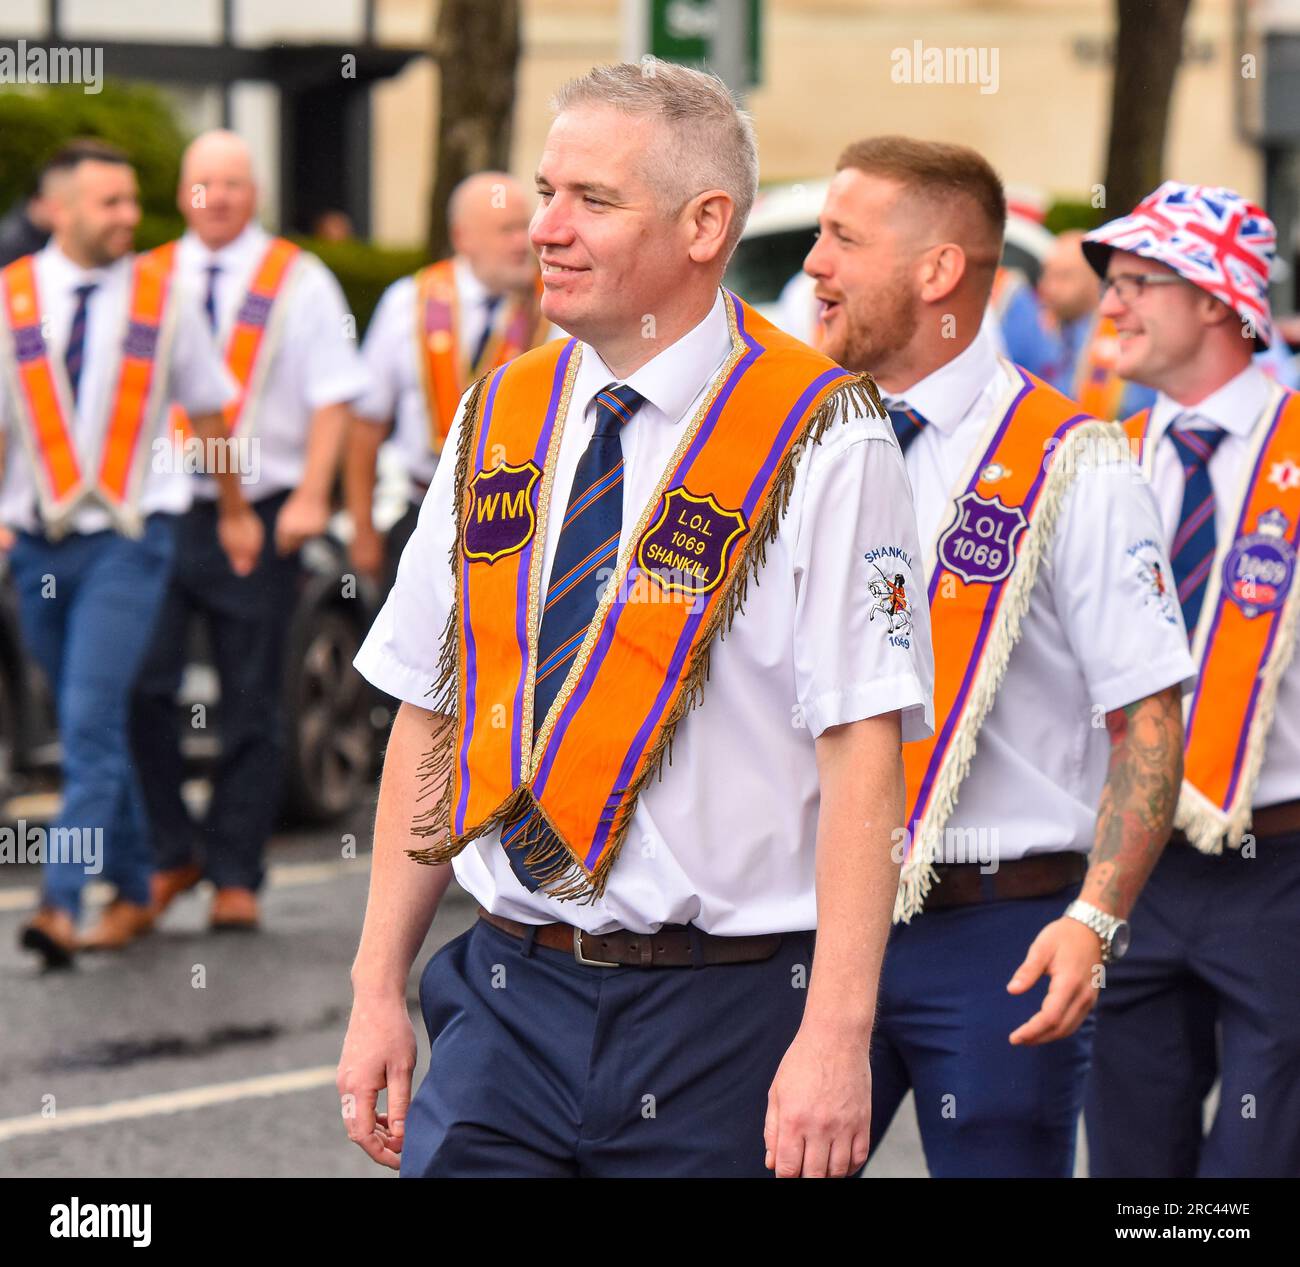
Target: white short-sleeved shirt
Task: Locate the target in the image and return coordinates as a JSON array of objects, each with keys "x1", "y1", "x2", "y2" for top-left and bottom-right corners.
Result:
[
  {"x1": 176, "y1": 223, "x2": 371, "y2": 501},
  {"x1": 1143, "y1": 364, "x2": 1300, "y2": 809},
  {"x1": 0, "y1": 243, "x2": 234, "y2": 534},
  {"x1": 354, "y1": 289, "x2": 935, "y2": 934},
  {"x1": 354, "y1": 258, "x2": 503, "y2": 490},
  {"x1": 892, "y1": 329, "x2": 1197, "y2": 860}
]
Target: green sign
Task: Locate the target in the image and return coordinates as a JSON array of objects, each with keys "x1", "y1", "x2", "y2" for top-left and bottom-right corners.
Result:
[{"x1": 647, "y1": 0, "x2": 762, "y2": 90}]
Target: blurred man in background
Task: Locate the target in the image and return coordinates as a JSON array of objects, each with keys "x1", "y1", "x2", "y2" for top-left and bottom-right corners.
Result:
[
  {"x1": 0, "y1": 140, "x2": 261, "y2": 966},
  {"x1": 0, "y1": 161, "x2": 57, "y2": 267},
  {"x1": 1082, "y1": 183, "x2": 1300, "y2": 1178},
  {"x1": 133, "y1": 129, "x2": 370, "y2": 933},
  {"x1": 344, "y1": 171, "x2": 546, "y2": 593},
  {"x1": 1037, "y1": 229, "x2": 1156, "y2": 418},
  {"x1": 805, "y1": 135, "x2": 1192, "y2": 1177}
]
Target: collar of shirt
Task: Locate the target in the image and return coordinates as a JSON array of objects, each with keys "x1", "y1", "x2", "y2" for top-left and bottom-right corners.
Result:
[
  {"x1": 1150, "y1": 361, "x2": 1272, "y2": 440},
  {"x1": 881, "y1": 325, "x2": 1004, "y2": 435},
  {"x1": 569, "y1": 288, "x2": 732, "y2": 427},
  {"x1": 179, "y1": 220, "x2": 269, "y2": 274},
  {"x1": 39, "y1": 241, "x2": 115, "y2": 292}
]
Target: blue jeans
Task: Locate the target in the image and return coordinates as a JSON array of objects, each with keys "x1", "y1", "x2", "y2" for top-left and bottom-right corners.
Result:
[{"x1": 8, "y1": 515, "x2": 178, "y2": 916}]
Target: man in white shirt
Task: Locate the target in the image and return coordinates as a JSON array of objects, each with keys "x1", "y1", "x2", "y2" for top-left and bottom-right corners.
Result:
[
  {"x1": 133, "y1": 130, "x2": 371, "y2": 932},
  {"x1": 804, "y1": 136, "x2": 1194, "y2": 1177},
  {"x1": 0, "y1": 140, "x2": 262, "y2": 965},
  {"x1": 1079, "y1": 183, "x2": 1300, "y2": 1178},
  {"x1": 337, "y1": 62, "x2": 934, "y2": 1178},
  {"x1": 345, "y1": 171, "x2": 546, "y2": 595}
]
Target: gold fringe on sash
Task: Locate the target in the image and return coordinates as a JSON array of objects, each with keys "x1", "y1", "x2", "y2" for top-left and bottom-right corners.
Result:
[
  {"x1": 406, "y1": 371, "x2": 886, "y2": 899},
  {"x1": 893, "y1": 419, "x2": 1126, "y2": 923}
]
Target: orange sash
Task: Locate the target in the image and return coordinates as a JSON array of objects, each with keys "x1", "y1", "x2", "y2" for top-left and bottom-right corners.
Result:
[
  {"x1": 896, "y1": 365, "x2": 1122, "y2": 920},
  {"x1": 1122, "y1": 387, "x2": 1300, "y2": 851},
  {"x1": 148, "y1": 235, "x2": 302, "y2": 439},
  {"x1": 1072, "y1": 313, "x2": 1127, "y2": 420},
  {"x1": 408, "y1": 290, "x2": 882, "y2": 900},
  {"x1": 414, "y1": 258, "x2": 548, "y2": 456},
  {"x1": 0, "y1": 252, "x2": 178, "y2": 537}
]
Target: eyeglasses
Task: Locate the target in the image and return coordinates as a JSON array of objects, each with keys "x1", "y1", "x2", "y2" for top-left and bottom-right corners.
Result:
[{"x1": 1099, "y1": 273, "x2": 1186, "y2": 304}]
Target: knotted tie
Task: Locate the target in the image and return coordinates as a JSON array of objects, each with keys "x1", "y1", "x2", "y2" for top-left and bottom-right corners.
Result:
[
  {"x1": 65, "y1": 282, "x2": 97, "y2": 403},
  {"x1": 1168, "y1": 423, "x2": 1228, "y2": 635},
  {"x1": 500, "y1": 382, "x2": 646, "y2": 890},
  {"x1": 885, "y1": 401, "x2": 929, "y2": 454},
  {"x1": 469, "y1": 294, "x2": 503, "y2": 374}
]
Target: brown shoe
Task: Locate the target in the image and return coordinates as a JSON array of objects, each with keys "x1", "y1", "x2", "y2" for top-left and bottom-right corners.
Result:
[
  {"x1": 150, "y1": 863, "x2": 204, "y2": 918},
  {"x1": 19, "y1": 906, "x2": 78, "y2": 969},
  {"x1": 210, "y1": 887, "x2": 259, "y2": 932},
  {"x1": 80, "y1": 899, "x2": 155, "y2": 951}
]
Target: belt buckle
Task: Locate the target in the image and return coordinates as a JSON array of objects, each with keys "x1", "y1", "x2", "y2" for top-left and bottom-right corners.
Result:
[{"x1": 573, "y1": 928, "x2": 619, "y2": 968}]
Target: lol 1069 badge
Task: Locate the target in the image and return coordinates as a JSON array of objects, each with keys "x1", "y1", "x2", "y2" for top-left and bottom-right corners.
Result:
[
  {"x1": 936, "y1": 491, "x2": 1027, "y2": 585},
  {"x1": 636, "y1": 486, "x2": 747, "y2": 598},
  {"x1": 1223, "y1": 507, "x2": 1297, "y2": 618}
]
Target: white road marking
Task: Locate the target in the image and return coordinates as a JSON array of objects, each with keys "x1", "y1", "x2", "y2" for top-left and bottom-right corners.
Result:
[{"x1": 0, "y1": 1067, "x2": 338, "y2": 1141}]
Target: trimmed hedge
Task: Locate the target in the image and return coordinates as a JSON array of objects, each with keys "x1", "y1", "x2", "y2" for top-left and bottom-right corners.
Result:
[{"x1": 292, "y1": 237, "x2": 426, "y2": 335}]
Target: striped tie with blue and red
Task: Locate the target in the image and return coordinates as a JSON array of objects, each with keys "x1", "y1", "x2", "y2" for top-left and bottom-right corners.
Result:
[
  {"x1": 498, "y1": 382, "x2": 645, "y2": 889},
  {"x1": 1168, "y1": 423, "x2": 1228, "y2": 635},
  {"x1": 885, "y1": 401, "x2": 928, "y2": 454},
  {"x1": 64, "y1": 282, "x2": 97, "y2": 403}
]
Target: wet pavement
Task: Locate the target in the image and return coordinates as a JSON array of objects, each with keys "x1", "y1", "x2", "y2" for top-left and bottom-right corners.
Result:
[{"x1": 0, "y1": 788, "x2": 956, "y2": 1178}]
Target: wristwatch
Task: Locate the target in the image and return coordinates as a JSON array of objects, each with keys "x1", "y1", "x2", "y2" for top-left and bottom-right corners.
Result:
[{"x1": 1064, "y1": 900, "x2": 1131, "y2": 964}]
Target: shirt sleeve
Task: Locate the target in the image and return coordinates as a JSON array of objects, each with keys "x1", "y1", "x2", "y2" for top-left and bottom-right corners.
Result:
[
  {"x1": 353, "y1": 389, "x2": 465, "y2": 706},
  {"x1": 167, "y1": 285, "x2": 237, "y2": 417},
  {"x1": 353, "y1": 278, "x2": 406, "y2": 425},
  {"x1": 791, "y1": 406, "x2": 935, "y2": 742},
  {"x1": 1052, "y1": 457, "x2": 1198, "y2": 712},
  {"x1": 291, "y1": 256, "x2": 373, "y2": 410}
]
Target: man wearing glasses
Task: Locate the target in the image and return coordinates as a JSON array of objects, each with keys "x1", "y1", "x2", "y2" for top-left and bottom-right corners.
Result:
[{"x1": 1081, "y1": 183, "x2": 1300, "y2": 1178}]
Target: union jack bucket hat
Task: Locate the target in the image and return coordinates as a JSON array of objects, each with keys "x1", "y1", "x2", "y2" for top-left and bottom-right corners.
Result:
[{"x1": 1082, "y1": 181, "x2": 1276, "y2": 347}]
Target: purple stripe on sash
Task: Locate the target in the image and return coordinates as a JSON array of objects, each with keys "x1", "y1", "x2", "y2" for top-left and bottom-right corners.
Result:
[
  {"x1": 910, "y1": 386, "x2": 1087, "y2": 828},
  {"x1": 1196, "y1": 394, "x2": 1292, "y2": 809},
  {"x1": 512, "y1": 340, "x2": 576, "y2": 780},
  {"x1": 582, "y1": 361, "x2": 851, "y2": 868},
  {"x1": 532, "y1": 293, "x2": 761, "y2": 808},
  {"x1": 454, "y1": 366, "x2": 505, "y2": 835}
]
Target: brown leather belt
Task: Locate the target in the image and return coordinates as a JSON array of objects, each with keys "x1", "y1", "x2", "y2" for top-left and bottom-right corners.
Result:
[
  {"x1": 1170, "y1": 798, "x2": 1300, "y2": 849},
  {"x1": 923, "y1": 851, "x2": 1088, "y2": 912},
  {"x1": 477, "y1": 907, "x2": 787, "y2": 968}
]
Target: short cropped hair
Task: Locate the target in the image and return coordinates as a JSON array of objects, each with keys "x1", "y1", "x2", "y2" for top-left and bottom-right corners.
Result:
[
  {"x1": 836, "y1": 135, "x2": 1006, "y2": 247},
  {"x1": 550, "y1": 60, "x2": 758, "y2": 258},
  {"x1": 42, "y1": 138, "x2": 132, "y2": 178}
]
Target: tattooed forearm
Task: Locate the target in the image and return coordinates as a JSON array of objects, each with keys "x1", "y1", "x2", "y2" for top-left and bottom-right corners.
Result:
[{"x1": 1083, "y1": 684, "x2": 1183, "y2": 916}]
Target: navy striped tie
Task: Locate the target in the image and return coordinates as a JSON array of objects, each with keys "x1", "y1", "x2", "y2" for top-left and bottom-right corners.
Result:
[
  {"x1": 469, "y1": 294, "x2": 503, "y2": 373},
  {"x1": 1169, "y1": 424, "x2": 1228, "y2": 635},
  {"x1": 65, "y1": 282, "x2": 97, "y2": 403},
  {"x1": 886, "y1": 402, "x2": 928, "y2": 453},
  {"x1": 500, "y1": 382, "x2": 644, "y2": 890},
  {"x1": 203, "y1": 263, "x2": 220, "y2": 333}
]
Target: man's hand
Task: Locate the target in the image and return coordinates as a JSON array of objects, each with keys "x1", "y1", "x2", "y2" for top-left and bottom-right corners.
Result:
[
  {"x1": 765, "y1": 1020, "x2": 872, "y2": 1178},
  {"x1": 351, "y1": 523, "x2": 386, "y2": 584},
  {"x1": 1006, "y1": 915, "x2": 1103, "y2": 1046},
  {"x1": 275, "y1": 488, "x2": 330, "y2": 555},
  {"x1": 337, "y1": 990, "x2": 418, "y2": 1169},
  {"x1": 217, "y1": 503, "x2": 264, "y2": 577}
]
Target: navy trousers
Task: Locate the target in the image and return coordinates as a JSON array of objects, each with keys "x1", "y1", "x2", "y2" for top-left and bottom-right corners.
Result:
[
  {"x1": 869, "y1": 885, "x2": 1093, "y2": 1177},
  {"x1": 1084, "y1": 833, "x2": 1300, "y2": 1178},
  {"x1": 401, "y1": 918, "x2": 815, "y2": 1177},
  {"x1": 8, "y1": 515, "x2": 178, "y2": 915},
  {"x1": 131, "y1": 491, "x2": 300, "y2": 892}
]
